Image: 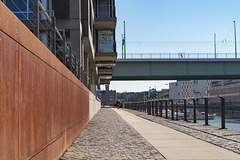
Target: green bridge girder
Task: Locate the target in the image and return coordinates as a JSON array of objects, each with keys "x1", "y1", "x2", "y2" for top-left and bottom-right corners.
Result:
[{"x1": 112, "y1": 59, "x2": 240, "y2": 80}]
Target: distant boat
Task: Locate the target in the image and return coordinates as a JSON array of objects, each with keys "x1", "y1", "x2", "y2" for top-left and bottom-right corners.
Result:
[
  {"x1": 185, "y1": 109, "x2": 216, "y2": 120},
  {"x1": 161, "y1": 109, "x2": 216, "y2": 120}
]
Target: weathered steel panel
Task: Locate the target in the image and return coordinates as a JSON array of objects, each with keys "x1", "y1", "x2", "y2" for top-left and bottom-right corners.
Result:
[
  {"x1": 1, "y1": 2, "x2": 91, "y2": 159},
  {"x1": 19, "y1": 46, "x2": 90, "y2": 159},
  {"x1": 0, "y1": 2, "x2": 19, "y2": 41},
  {"x1": 19, "y1": 46, "x2": 49, "y2": 159},
  {"x1": 0, "y1": 31, "x2": 18, "y2": 160}
]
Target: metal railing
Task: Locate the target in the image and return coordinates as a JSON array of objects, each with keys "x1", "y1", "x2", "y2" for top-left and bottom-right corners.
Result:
[
  {"x1": 125, "y1": 93, "x2": 240, "y2": 130},
  {"x1": 118, "y1": 53, "x2": 240, "y2": 59},
  {"x1": 4, "y1": 0, "x2": 87, "y2": 86}
]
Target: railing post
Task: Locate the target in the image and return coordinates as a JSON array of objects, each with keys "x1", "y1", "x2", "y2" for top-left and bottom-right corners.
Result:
[
  {"x1": 145, "y1": 101, "x2": 147, "y2": 113},
  {"x1": 33, "y1": 0, "x2": 39, "y2": 38},
  {"x1": 74, "y1": 53, "x2": 77, "y2": 75},
  {"x1": 160, "y1": 101, "x2": 162, "y2": 117},
  {"x1": 69, "y1": 46, "x2": 72, "y2": 72},
  {"x1": 165, "y1": 100, "x2": 168, "y2": 119},
  {"x1": 204, "y1": 98, "x2": 209, "y2": 125},
  {"x1": 51, "y1": 17, "x2": 56, "y2": 55},
  {"x1": 63, "y1": 31, "x2": 66, "y2": 65},
  {"x1": 184, "y1": 99, "x2": 187, "y2": 121},
  {"x1": 193, "y1": 99, "x2": 197, "y2": 123},
  {"x1": 153, "y1": 101, "x2": 155, "y2": 115},
  {"x1": 155, "y1": 101, "x2": 159, "y2": 116},
  {"x1": 220, "y1": 97, "x2": 226, "y2": 129},
  {"x1": 171, "y1": 100, "x2": 174, "y2": 120},
  {"x1": 176, "y1": 102, "x2": 178, "y2": 121},
  {"x1": 148, "y1": 101, "x2": 151, "y2": 115}
]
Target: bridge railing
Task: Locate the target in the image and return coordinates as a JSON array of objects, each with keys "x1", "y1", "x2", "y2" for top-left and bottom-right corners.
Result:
[{"x1": 118, "y1": 53, "x2": 239, "y2": 59}]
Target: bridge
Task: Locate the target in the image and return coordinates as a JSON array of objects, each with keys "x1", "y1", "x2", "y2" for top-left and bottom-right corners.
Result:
[{"x1": 112, "y1": 55, "x2": 240, "y2": 80}]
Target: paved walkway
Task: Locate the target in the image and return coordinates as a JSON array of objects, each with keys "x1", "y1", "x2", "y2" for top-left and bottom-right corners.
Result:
[
  {"x1": 60, "y1": 108, "x2": 165, "y2": 160},
  {"x1": 114, "y1": 108, "x2": 240, "y2": 160},
  {"x1": 125, "y1": 109, "x2": 240, "y2": 154},
  {"x1": 61, "y1": 108, "x2": 240, "y2": 160}
]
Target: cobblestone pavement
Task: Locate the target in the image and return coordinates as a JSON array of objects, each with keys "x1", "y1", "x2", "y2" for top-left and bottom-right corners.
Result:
[
  {"x1": 60, "y1": 108, "x2": 165, "y2": 160},
  {"x1": 124, "y1": 109, "x2": 240, "y2": 154}
]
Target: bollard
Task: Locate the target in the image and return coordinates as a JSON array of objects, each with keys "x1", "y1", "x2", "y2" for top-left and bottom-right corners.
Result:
[
  {"x1": 193, "y1": 99, "x2": 197, "y2": 123},
  {"x1": 184, "y1": 100, "x2": 187, "y2": 121},
  {"x1": 204, "y1": 98, "x2": 209, "y2": 125},
  {"x1": 165, "y1": 100, "x2": 168, "y2": 119},
  {"x1": 171, "y1": 100, "x2": 174, "y2": 120},
  {"x1": 160, "y1": 101, "x2": 163, "y2": 117},
  {"x1": 220, "y1": 97, "x2": 225, "y2": 129}
]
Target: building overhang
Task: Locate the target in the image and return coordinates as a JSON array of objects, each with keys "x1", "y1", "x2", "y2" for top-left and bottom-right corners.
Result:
[
  {"x1": 96, "y1": 52, "x2": 117, "y2": 62},
  {"x1": 96, "y1": 62, "x2": 116, "y2": 67},
  {"x1": 98, "y1": 68, "x2": 113, "y2": 75},
  {"x1": 99, "y1": 75, "x2": 113, "y2": 79},
  {"x1": 94, "y1": 17, "x2": 117, "y2": 29},
  {"x1": 100, "y1": 79, "x2": 111, "y2": 85}
]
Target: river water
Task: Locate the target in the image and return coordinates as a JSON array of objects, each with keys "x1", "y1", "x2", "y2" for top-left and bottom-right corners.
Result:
[{"x1": 197, "y1": 117, "x2": 240, "y2": 131}]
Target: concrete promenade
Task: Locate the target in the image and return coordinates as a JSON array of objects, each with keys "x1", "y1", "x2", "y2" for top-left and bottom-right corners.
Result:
[
  {"x1": 114, "y1": 109, "x2": 240, "y2": 160},
  {"x1": 61, "y1": 108, "x2": 240, "y2": 160}
]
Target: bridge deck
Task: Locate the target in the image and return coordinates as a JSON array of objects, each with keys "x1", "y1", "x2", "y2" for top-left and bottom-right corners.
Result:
[{"x1": 112, "y1": 59, "x2": 240, "y2": 80}]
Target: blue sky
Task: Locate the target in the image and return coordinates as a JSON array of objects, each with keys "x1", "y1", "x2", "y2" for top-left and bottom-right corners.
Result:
[{"x1": 106, "y1": 0, "x2": 240, "y2": 92}]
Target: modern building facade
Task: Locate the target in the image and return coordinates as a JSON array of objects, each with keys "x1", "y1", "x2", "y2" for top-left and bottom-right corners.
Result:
[
  {"x1": 5, "y1": 0, "x2": 117, "y2": 94},
  {"x1": 210, "y1": 80, "x2": 240, "y2": 95},
  {"x1": 169, "y1": 80, "x2": 211, "y2": 99}
]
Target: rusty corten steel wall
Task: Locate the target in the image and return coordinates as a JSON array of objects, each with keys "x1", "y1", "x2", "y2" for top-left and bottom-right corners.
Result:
[{"x1": 0, "y1": 2, "x2": 90, "y2": 160}]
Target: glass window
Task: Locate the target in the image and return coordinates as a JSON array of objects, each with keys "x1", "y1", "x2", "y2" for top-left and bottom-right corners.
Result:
[
  {"x1": 96, "y1": 0, "x2": 113, "y2": 17},
  {"x1": 98, "y1": 30, "x2": 113, "y2": 52},
  {"x1": 6, "y1": 0, "x2": 50, "y2": 20}
]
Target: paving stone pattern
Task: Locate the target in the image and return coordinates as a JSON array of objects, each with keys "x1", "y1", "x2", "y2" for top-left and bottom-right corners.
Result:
[
  {"x1": 60, "y1": 108, "x2": 165, "y2": 160},
  {"x1": 124, "y1": 109, "x2": 240, "y2": 154}
]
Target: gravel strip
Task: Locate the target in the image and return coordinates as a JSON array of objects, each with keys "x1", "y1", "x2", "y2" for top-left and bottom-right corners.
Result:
[
  {"x1": 124, "y1": 108, "x2": 240, "y2": 154},
  {"x1": 60, "y1": 108, "x2": 165, "y2": 160}
]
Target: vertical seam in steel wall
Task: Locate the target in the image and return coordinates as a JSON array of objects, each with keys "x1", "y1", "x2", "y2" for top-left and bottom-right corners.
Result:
[{"x1": 17, "y1": 20, "x2": 21, "y2": 160}]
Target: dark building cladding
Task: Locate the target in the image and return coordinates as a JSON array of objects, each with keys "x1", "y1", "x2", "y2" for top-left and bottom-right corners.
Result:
[{"x1": 99, "y1": 85, "x2": 117, "y2": 105}]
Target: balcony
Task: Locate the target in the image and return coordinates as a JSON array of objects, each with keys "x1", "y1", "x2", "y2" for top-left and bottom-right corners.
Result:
[
  {"x1": 95, "y1": 40, "x2": 117, "y2": 62},
  {"x1": 94, "y1": 5, "x2": 116, "y2": 29},
  {"x1": 100, "y1": 79, "x2": 110, "y2": 85}
]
